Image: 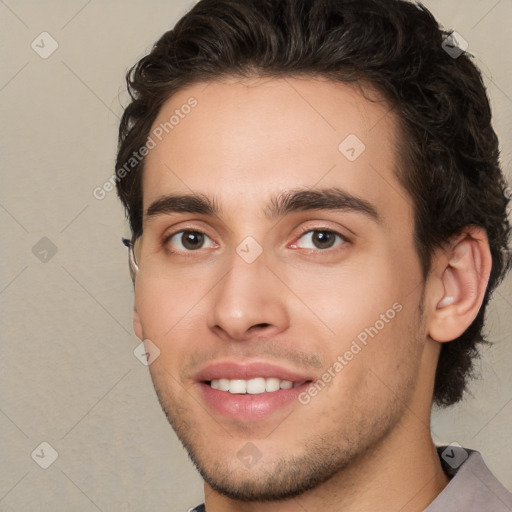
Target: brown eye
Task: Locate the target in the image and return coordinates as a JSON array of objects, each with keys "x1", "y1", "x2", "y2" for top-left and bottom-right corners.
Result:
[
  {"x1": 294, "y1": 230, "x2": 347, "y2": 250},
  {"x1": 166, "y1": 230, "x2": 214, "y2": 252}
]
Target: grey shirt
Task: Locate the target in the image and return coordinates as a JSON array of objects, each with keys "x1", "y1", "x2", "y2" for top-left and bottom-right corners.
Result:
[
  {"x1": 426, "y1": 446, "x2": 512, "y2": 511},
  {"x1": 190, "y1": 446, "x2": 512, "y2": 511}
]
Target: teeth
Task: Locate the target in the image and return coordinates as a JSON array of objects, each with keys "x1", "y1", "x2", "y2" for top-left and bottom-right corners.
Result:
[
  {"x1": 247, "y1": 377, "x2": 266, "y2": 394},
  {"x1": 265, "y1": 377, "x2": 281, "y2": 392},
  {"x1": 229, "y1": 379, "x2": 247, "y2": 394},
  {"x1": 218, "y1": 378, "x2": 230, "y2": 391},
  {"x1": 209, "y1": 377, "x2": 301, "y2": 395}
]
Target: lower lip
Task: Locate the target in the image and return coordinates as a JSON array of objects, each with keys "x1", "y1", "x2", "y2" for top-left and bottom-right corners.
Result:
[{"x1": 198, "y1": 382, "x2": 309, "y2": 421}]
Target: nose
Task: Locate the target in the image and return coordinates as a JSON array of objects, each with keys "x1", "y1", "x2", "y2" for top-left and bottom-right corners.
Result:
[{"x1": 207, "y1": 249, "x2": 290, "y2": 342}]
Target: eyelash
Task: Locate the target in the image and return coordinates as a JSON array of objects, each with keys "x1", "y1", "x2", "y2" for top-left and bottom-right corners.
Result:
[{"x1": 162, "y1": 226, "x2": 350, "y2": 255}]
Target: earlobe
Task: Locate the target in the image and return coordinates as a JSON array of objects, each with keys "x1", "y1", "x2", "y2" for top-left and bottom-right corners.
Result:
[
  {"x1": 428, "y1": 227, "x2": 492, "y2": 343},
  {"x1": 133, "y1": 304, "x2": 144, "y2": 340}
]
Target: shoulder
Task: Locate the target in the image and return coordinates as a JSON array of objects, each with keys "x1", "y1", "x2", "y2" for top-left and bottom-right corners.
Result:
[{"x1": 425, "y1": 446, "x2": 512, "y2": 512}]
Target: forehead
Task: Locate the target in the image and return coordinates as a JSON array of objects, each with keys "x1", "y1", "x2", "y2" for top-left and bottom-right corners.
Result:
[{"x1": 142, "y1": 76, "x2": 411, "y2": 223}]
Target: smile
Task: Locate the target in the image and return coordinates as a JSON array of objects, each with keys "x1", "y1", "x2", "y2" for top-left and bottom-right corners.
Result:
[{"x1": 195, "y1": 361, "x2": 315, "y2": 420}]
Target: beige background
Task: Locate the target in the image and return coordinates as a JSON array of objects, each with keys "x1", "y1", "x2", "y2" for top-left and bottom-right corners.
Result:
[{"x1": 0, "y1": 1, "x2": 511, "y2": 511}]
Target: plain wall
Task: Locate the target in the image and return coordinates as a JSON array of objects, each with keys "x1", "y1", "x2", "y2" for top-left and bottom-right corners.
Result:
[{"x1": 1, "y1": 1, "x2": 510, "y2": 511}]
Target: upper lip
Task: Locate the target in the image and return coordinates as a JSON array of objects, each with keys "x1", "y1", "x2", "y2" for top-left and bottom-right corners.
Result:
[{"x1": 194, "y1": 361, "x2": 314, "y2": 383}]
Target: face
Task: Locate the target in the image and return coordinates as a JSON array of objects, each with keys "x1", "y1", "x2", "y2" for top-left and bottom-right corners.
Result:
[{"x1": 133, "y1": 77, "x2": 431, "y2": 501}]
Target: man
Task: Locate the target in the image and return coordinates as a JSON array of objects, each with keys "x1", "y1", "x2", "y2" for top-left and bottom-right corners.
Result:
[{"x1": 116, "y1": 0, "x2": 512, "y2": 510}]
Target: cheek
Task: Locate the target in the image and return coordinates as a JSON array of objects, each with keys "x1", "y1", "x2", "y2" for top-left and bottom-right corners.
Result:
[
  {"x1": 299, "y1": 304, "x2": 421, "y2": 429},
  {"x1": 283, "y1": 259, "x2": 418, "y2": 387},
  {"x1": 135, "y1": 279, "x2": 205, "y2": 396},
  {"x1": 283, "y1": 258, "x2": 403, "y2": 340},
  {"x1": 135, "y1": 273, "x2": 201, "y2": 335},
  {"x1": 134, "y1": 275, "x2": 206, "y2": 374}
]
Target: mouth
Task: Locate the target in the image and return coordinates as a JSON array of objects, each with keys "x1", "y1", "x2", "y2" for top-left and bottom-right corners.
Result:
[{"x1": 194, "y1": 361, "x2": 314, "y2": 421}]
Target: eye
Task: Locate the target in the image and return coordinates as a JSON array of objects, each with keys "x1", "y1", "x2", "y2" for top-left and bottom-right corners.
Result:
[
  {"x1": 292, "y1": 229, "x2": 348, "y2": 251},
  {"x1": 165, "y1": 230, "x2": 217, "y2": 252}
]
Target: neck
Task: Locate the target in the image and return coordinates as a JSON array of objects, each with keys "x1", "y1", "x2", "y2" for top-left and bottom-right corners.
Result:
[{"x1": 203, "y1": 416, "x2": 449, "y2": 512}]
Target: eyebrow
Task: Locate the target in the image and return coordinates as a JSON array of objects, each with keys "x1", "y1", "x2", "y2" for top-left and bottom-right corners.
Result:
[{"x1": 145, "y1": 187, "x2": 381, "y2": 224}]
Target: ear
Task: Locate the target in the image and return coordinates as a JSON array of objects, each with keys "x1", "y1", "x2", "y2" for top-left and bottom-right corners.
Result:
[
  {"x1": 428, "y1": 226, "x2": 492, "y2": 343},
  {"x1": 133, "y1": 304, "x2": 144, "y2": 340}
]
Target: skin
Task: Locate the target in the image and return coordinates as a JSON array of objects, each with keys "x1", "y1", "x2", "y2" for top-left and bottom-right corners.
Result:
[{"x1": 131, "y1": 77, "x2": 491, "y2": 512}]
